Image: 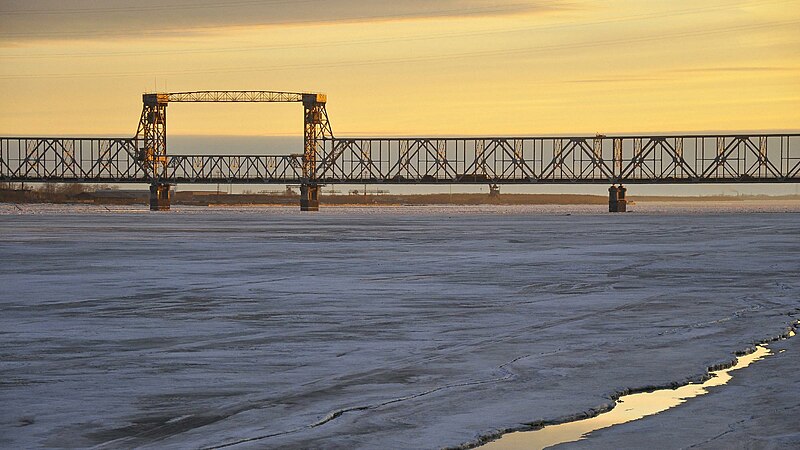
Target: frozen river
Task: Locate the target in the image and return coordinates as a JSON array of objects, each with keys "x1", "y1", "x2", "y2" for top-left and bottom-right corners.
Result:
[{"x1": 1, "y1": 203, "x2": 799, "y2": 449}]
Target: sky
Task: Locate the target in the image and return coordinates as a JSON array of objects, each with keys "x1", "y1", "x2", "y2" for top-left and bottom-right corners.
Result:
[{"x1": 0, "y1": 0, "x2": 798, "y2": 138}]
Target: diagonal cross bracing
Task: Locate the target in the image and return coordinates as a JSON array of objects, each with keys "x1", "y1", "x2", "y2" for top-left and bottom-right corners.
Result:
[{"x1": 3, "y1": 134, "x2": 799, "y2": 184}]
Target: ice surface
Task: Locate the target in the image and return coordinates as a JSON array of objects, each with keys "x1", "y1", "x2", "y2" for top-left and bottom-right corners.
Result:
[
  {"x1": 550, "y1": 330, "x2": 800, "y2": 450},
  {"x1": 1, "y1": 203, "x2": 799, "y2": 449}
]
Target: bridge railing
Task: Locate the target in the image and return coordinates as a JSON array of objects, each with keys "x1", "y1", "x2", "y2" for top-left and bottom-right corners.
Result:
[{"x1": 315, "y1": 135, "x2": 800, "y2": 183}]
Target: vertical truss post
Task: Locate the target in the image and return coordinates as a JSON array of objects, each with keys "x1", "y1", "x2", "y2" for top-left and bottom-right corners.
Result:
[
  {"x1": 613, "y1": 138, "x2": 623, "y2": 180},
  {"x1": 475, "y1": 139, "x2": 486, "y2": 176},
  {"x1": 138, "y1": 93, "x2": 171, "y2": 211},
  {"x1": 758, "y1": 136, "x2": 768, "y2": 175},
  {"x1": 301, "y1": 93, "x2": 332, "y2": 211},
  {"x1": 553, "y1": 138, "x2": 564, "y2": 176},
  {"x1": 716, "y1": 136, "x2": 726, "y2": 178},
  {"x1": 633, "y1": 138, "x2": 643, "y2": 176}
]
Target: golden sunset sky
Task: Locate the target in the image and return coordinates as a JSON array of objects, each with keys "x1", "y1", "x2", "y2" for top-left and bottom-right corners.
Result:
[{"x1": 1, "y1": 0, "x2": 798, "y2": 137}]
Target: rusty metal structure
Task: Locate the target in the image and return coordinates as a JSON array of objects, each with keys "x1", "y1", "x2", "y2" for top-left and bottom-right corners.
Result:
[
  {"x1": 130, "y1": 90, "x2": 331, "y2": 210},
  {"x1": 1, "y1": 90, "x2": 799, "y2": 211}
]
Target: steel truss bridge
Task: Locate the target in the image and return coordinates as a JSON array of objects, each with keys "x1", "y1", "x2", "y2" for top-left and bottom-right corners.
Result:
[{"x1": 1, "y1": 90, "x2": 798, "y2": 211}]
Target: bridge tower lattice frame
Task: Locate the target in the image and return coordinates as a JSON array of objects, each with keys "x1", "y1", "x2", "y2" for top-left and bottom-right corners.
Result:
[
  {"x1": 301, "y1": 93, "x2": 333, "y2": 211},
  {"x1": 134, "y1": 90, "x2": 333, "y2": 211}
]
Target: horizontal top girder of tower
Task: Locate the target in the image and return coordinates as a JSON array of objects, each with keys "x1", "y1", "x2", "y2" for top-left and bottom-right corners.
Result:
[{"x1": 142, "y1": 91, "x2": 327, "y2": 106}]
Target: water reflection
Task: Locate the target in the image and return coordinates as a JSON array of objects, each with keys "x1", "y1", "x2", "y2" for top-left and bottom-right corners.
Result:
[{"x1": 479, "y1": 346, "x2": 772, "y2": 450}]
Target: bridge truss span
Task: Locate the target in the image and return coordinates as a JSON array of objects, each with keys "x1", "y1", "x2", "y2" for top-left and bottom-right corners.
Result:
[
  {"x1": 0, "y1": 137, "x2": 304, "y2": 184},
  {"x1": 1, "y1": 89, "x2": 799, "y2": 211},
  {"x1": 4, "y1": 134, "x2": 797, "y2": 185},
  {"x1": 166, "y1": 154, "x2": 302, "y2": 183},
  {"x1": 316, "y1": 134, "x2": 800, "y2": 184},
  {"x1": 0, "y1": 137, "x2": 148, "y2": 182}
]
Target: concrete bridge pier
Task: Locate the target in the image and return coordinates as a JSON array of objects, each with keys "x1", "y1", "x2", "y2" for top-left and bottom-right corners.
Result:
[
  {"x1": 609, "y1": 185, "x2": 627, "y2": 212},
  {"x1": 149, "y1": 183, "x2": 171, "y2": 211},
  {"x1": 300, "y1": 184, "x2": 320, "y2": 211}
]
